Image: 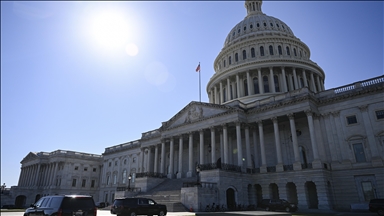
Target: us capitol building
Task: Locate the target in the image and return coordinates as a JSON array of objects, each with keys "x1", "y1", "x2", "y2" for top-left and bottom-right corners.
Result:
[{"x1": 6, "y1": 0, "x2": 384, "y2": 212}]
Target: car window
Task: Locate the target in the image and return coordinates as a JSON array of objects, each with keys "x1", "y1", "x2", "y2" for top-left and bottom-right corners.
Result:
[
  {"x1": 138, "y1": 199, "x2": 148, "y2": 205},
  {"x1": 49, "y1": 197, "x2": 62, "y2": 208},
  {"x1": 41, "y1": 198, "x2": 51, "y2": 207},
  {"x1": 34, "y1": 198, "x2": 45, "y2": 207},
  {"x1": 148, "y1": 199, "x2": 156, "y2": 205},
  {"x1": 61, "y1": 197, "x2": 95, "y2": 209}
]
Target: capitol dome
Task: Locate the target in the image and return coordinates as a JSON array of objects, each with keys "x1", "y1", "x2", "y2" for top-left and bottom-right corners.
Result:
[{"x1": 207, "y1": 0, "x2": 325, "y2": 105}]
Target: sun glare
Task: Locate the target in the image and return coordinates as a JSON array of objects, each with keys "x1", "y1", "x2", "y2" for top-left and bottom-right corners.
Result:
[{"x1": 90, "y1": 10, "x2": 130, "y2": 50}]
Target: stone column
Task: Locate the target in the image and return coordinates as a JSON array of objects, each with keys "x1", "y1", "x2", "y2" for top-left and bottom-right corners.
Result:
[
  {"x1": 140, "y1": 148, "x2": 145, "y2": 173},
  {"x1": 281, "y1": 67, "x2": 287, "y2": 92},
  {"x1": 223, "y1": 124, "x2": 229, "y2": 164},
  {"x1": 34, "y1": 164, "x2": 41, "y2": 187},
  {"x1": 272, "y1": 117, "x2": 283, "y2": 172},
  {"x1": 178, "y1": 136, "x2": 183, "y2": 178},
  {"x1": 236, "y1": 74, "x2": 240, "y2": 98},
  {"x1": 332, "y1": 111, "x2": 350, "y2": 164},
  {"x1": 310, "y1": 72, "x2": 317, "y2": 93},
  {"x1": 147, "y1": 147, "x2": 152, "y2": 172},
  {"x1": 269, "y1": 67, "x2": 276, "y2": 93},
  {"x1": 214, "y1": 86, "x2": 218, "y2": 104},
  {"x1": 288, "y1": 113, "x2": 301, "y2": 170},
  {"x1": 154, "y1": 144, "x2": 159, "y2": 173},
  {"x1": 252, "y1": 128, "x2": 259, "y2": 168},
  {"x1": 359, "y1": 105, "x2": 382, "y2": 165},
  {"x1": 288, "y1": 74, "x2": 294, "y2": 91},
  {"x1": 227, "y1": 78, "x2": 231, "y2": 101},
  {"x1": 305, "y1": 110, "x2": 322, "y2": 168},
  {"x1": 292, "y1": 68, "x2": 298, "y2": 90},
  {"x1": 18, "y1": 167, "x2": 24, "y2": 186},
  {"x1": 220, "y1": 130, "x2": 224, "y2": 163},
  {"x1": 302, "y1": 70, "x2": 308, "y2": 87},
  {"x1": 236, "y1": 122, "x2": 243, "y2": 168},
  {"x1": 247, "y1": 71, "x2": 252, "y2": 95},
  {"x1": 245, "y1": 125, "x2": 252, "y2": 169},
  {"x1": 169, "y1": 137, "x2": 175, "y2": 178},
  {"x1": 316, "y1": 75, "x2": 322, "y2": 92},
  {"x1": 199, "y1": 130, "x2": 204, "y2": 164},
  {"x1": 160, "y1": 141, "x2": 165, "y2": 174},
  {"x1": 187, "y1": 132, "x2": 194, "y2": 177},
  {"x1": 210, "y1": 127, "x2": 216, "y2": 164},
  {"x1": 220, "y1": 82, "x2": 223, "y2": 104},
  {"x1": 258, "y1": 121, "x2": 267, "y2": 173},
  {"x1": 258, "y1": 68, "x2": 263, "y2": 94}
]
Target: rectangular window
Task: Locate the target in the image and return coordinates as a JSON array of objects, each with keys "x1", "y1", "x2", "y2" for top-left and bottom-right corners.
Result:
[
  {"x1": 93, "y1": 168, "x2": 97, "y2": 172},
  {"x1": 82, "y1": 179, "x2": 86, "y2": 187},
  {"x1": 91, "y1": 180, "x2": 95, "y2": 188},
  {"x1": 353, "y1": 143, "x2": 366, "y2": 163},
  {"x1": 361, "y1": 181, "x2": 375, "y2": 201},
  {"x1": 346, "y1": 115, "x2": 357, "y2": 125},
  {"x1": 74, "y1": 166, "x2": 79, "y2": 170},
  {"x1": 72, "y1": 179, "x2": 77, "y2": 187},
  {"x1": 84, "y1": 167, "x2": 88, "y2": 171},
  {"x1": 375, "y1": 110, "x2": 384, "y2": 120}
]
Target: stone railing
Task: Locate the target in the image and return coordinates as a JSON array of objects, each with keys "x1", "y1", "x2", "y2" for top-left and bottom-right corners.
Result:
[
  {"x1": 135, "y1": 172, "x2": 167, "y2": 179},
  {"x1": 104, "y1": 140, "x2": 140, "y2": 154},
  {"x1": 182, "y1": 181, "x2": 217, "y2": 189},
  {"x1": 116, "y1": 187, "x2": 141, "y2": 192},
  {"x1": 319, "y1": 75, "x2": 384, "y2": 98}
]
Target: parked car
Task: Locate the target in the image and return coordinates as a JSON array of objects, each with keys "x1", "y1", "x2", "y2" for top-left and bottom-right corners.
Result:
[
  {"x1": 24, "y1": 195, "x2": 97, "y2": 216},
  {"x1": 369, "y1": 199, "x2": 384, "y2": 216},
  {"x1": 259, "y1": 198, "x2": 298, "y2": 212},
  {"x1": 111, "y1": 197, "x2": 167, "y2": 216}
]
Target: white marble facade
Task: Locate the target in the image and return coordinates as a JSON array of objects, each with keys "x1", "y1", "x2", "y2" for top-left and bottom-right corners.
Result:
[{"x1": 10, "y1": 0, "x2": 384, "y2": 211}]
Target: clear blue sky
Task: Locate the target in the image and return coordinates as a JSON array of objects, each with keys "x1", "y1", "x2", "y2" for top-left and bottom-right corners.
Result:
[{"x1": 1, "y1": 1, "x2": 383, "y2": 187}]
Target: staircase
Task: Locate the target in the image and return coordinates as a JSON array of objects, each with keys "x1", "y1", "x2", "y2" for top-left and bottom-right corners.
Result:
[{"x1": 135, "y1": 177, "x2": 193, "y2": 212}]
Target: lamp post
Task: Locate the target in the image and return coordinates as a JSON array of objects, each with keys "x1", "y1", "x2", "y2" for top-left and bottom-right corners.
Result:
[
  {"x1": 196, "y1": 164, "x2": 201, "y2": 186},
  {"x1": 1, "y1": 183, "x2": 6, "y2": 194},
  {"x1": 128, "y1": 174, "x2": 132, "y2": 190}
]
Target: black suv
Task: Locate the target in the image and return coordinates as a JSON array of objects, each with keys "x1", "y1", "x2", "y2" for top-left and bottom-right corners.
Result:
[
  {"x1": 111, "y1": 197, "x2": 167, "y2": 216},
  {"x1": 369, "y1": 199, "x2": 384, "y2": 216},
  {"x1": 259, "y1": 199, "x2": 298, "y2": 212},
  {"x1": 24, "y1": 195, "x2": 97, "y2": 216}
]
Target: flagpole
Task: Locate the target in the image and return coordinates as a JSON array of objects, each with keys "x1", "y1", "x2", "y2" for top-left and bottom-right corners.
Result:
[{"x1": 199, "y1": 62, "x2": 201, "y2": 102}]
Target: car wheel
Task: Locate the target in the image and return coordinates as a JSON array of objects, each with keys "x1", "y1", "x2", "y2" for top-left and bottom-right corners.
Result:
[
  {"x1": 158, "y1": 210, "x2": 165, "y2": 216},
  {"x1": 129, "y1": 212, "x2": 137, "y2": 216},
  {"x1": 265, "y1": 207, "x2": 270, "y2": 211},
  {"x1": 285, "y1": 207, "x2": 291, "y2": 212},
  {"x1": 378, "y1": 209, "x2": 384, "y2": 216}
]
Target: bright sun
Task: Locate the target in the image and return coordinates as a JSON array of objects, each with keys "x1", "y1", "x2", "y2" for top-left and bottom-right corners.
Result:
[{"x1": 90, "y1": 10, "x2": 137, "y2": 54}]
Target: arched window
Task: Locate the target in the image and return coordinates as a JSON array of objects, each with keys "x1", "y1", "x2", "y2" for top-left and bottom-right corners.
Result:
[
  {"x1": 257, "y1": 23, "x2": 260, "y2": 28},
  {"x1": 294, "y1": 48, "x2": 297, "y2": 56},
  {"x1": 300, "y1": 50, "x2": 302, "y2": 57},
  {"x1": 235, "y1": 53, "x2": 238, "y2": 62},
  {"x1": 230, "y1": 84, "x2": 233, "y2": 99},
  {"x1": 253, "y1": 77, "x2": 259, "y2": 94},
  {"x1": 229, "y1": 56, "x2": 232, "y2": 65},
  {"x1": 106, "y1": 175, "x2": 110, "y2": 185},
  {"x1": 286, "y1": 75, "x2": 290, "y2": 91},
  {"x1": 260, "y1": 46, "x2": 264, "y2": 56},
  {"x1": 274, "y1": 75, "x2": 280, "y2": 92},
  {"x1": 113, "y1": 173, "x2": 117, "y2": 184},
  {"x1": 242, "y1": 50, "x2": 246, "y2": 60},
  {"x1": 269, "y1": 45, "x2": 274, "y2": 55},
  {"x1": 122, "y1": 170, "x2": 127, "y2": 184},
  {"x1": 263, "y1": 22, "x2": 266, "y2": 27},
  {"x1": 223, "y1": 60, "x2": 226, "y2": 67},
  {"x1": 244, "y1": 79, "x2": 248, "y2": 96},
  {"x1": 251, "y1": 48, "x2": 255, "y2": 58},
  {"x1": 278, "y1": 46, "x2": 282, "y2": 55},
  {"x1": 263, "y1": 76, "x2": 269, "y2": 93},
  {"x1": 286, "y1": 46, "x2": 290, "y2": 55}
]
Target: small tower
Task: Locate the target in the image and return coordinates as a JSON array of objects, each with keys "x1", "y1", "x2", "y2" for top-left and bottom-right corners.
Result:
[{"x1": 245, "y1": 0, "x2": 264, "y2": 16}]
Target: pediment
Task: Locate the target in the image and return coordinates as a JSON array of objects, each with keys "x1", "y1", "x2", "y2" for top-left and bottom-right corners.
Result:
[
  {"x1": 161, "y1": 101, "x2": 236, "y2": 130},
  {"x1": 20, "y1": 152, "x2": 39, "y2": 163}
]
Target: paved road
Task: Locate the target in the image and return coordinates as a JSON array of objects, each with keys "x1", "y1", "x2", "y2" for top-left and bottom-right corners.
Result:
[{"x1": 0, "y1": 209, "x2": 378, "y2": 216}]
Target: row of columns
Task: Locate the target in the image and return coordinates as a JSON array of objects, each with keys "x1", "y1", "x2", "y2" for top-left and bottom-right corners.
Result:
[
  {"x1": 139, "y1": 110, "x2": 321, "y2": 178},
  {"x1": 209, "y1": 67, "x2": 325, "y2": 104},
  {"x1": 18, "y1": 162, "x2": 59, "y2": 187}
]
